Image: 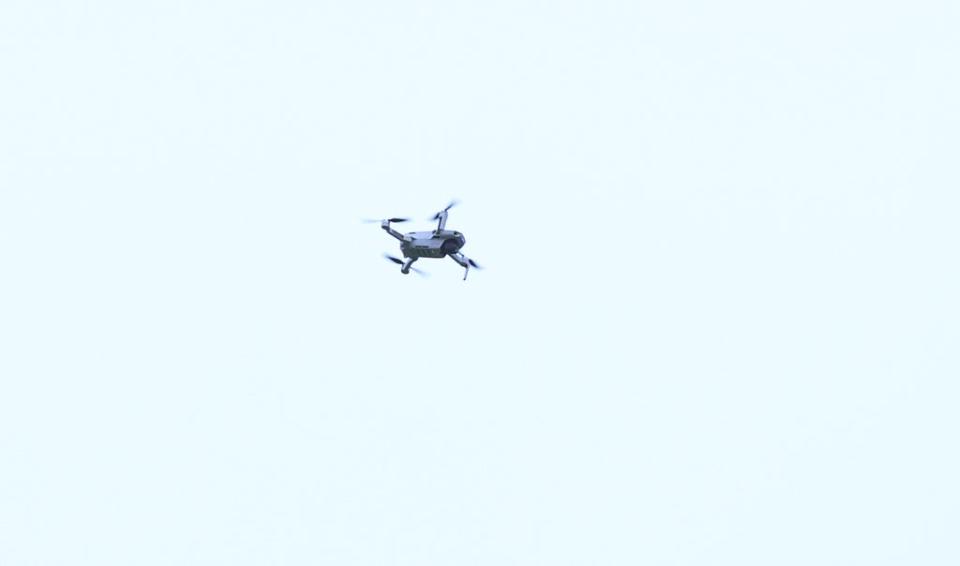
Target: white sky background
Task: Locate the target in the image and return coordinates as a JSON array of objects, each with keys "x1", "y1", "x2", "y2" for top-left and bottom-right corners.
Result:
[{"x1": 1, "y1": 1, "x2": 958, "y2": 564}]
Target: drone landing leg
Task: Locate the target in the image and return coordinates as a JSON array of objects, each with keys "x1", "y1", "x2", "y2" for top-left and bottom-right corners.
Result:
[{"x1": 401, "y1": 257, "x2": 418, "y2": 274}]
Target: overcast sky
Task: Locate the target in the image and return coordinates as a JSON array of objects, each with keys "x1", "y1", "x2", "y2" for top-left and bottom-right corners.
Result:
[{"x1": 1, "y1": 1, "x2": 958, "y2": 564}]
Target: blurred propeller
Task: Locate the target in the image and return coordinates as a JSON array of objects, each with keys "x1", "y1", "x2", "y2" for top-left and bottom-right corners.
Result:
[
  {"x1": 430, "y1": 199, "x2": 459, "y2": 220},
  {"x1": 362, "y1": 217, "x2": 410, "y2": 224},
  {"x1": 383, "y1": 254, "x2": 428, "y2": 276}
]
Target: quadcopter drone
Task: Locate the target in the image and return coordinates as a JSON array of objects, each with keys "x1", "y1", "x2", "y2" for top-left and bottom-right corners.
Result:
[{"x1": 365, "y1": 200, "x2": 482, "y2": 280}]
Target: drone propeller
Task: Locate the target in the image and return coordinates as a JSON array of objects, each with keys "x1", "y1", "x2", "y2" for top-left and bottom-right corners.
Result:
[
  {"x1": 430, "y1": 199, "x2": 459, "y2": 220},
  {"x1": 467, "y1": 258, "x2": 481, "y2": 269},
  {"x1": 362, "y1": 217, "x2": 410, "y2": 224},
  {"x1": 383, "y1": 254, "x2": 428, "y2": 276}
]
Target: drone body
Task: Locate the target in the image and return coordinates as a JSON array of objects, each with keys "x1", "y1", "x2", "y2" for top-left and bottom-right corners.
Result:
[
  {"x1": 370, "y1": 201, "x2": 481, "y2": 280},
  {"x1": 396, "y1": 230, "x2": 466, "y2": 259}
]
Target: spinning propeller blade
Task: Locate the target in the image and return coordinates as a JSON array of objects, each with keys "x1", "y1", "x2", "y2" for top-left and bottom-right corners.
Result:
[
  {"x1": 362, "y1": 217, "x2": 410, "y2": 224},
  {"x1": 431, "y1": 199, "x2": 459, "y2": 220}
]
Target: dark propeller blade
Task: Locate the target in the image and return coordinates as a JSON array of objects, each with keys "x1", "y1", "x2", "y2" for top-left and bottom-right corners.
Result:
[
  {"x1": 468, "y1": 258, "x2": 481, "y2": 269},
  {"x1": 362, "y1": 217, "x2": 410, "y2": 224},
  {"x1": 431, "y1": 200, "x2": 460, "y2": 220}
]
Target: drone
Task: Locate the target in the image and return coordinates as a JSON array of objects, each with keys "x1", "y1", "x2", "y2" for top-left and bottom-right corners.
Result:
[{"x1": 364, "y1": 200, "x2": 482, "y2": 280}]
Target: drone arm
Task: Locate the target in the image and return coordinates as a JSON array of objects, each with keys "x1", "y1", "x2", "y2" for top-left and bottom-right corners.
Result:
[
  {"x1": 448, "y1": 251, "x2": 471, "y2": 280},
  {"x1": 433, "y1": 210, "x2": 448, "y2": 235},
  {"x1": 401, "y1": 256, "x2": 418, "y2": 274},
  {"x1": 381, "y1": 220, "x2": 405, "y2": 241}
]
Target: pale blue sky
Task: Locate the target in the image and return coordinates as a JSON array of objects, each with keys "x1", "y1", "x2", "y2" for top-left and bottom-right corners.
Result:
[{"x1": 1, "y1": 1, "x2": 958, "y2": 564}]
